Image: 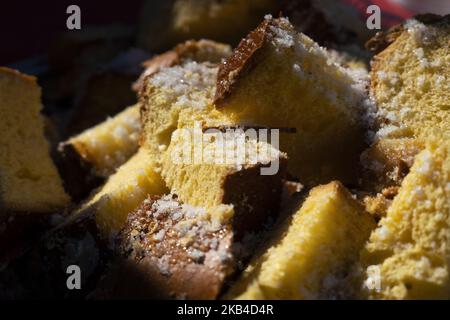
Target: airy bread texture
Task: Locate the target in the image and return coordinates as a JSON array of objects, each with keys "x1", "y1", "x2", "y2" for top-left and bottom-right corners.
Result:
[
  {"x1": 227, "y1": 182, "x2": 375, "y2": 300},
  {"x1": 79, "y1": 148, "x2": 168, "y2": 239},
  {"x1": 215, "y1": 16, "x2": 371, "y2": 186},
  {"x1": 360, "y1": 138, "x2": 450, "y2": 299},
  {"x1": 371, "y1": 15, "x2": 450, "y2": 141},
  {"x1": 161, "y1": 128, "x2": 287, "y2": 236},
  {"x1": 0, "y1": 68, "x2": 70, "y2": 212}
]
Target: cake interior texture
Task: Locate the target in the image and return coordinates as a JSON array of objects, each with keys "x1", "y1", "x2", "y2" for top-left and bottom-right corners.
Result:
[
  {"x1": 0, "y1": 68, "x2": 70, "y2": 212},
  {"x1": 215, "y1": 17, "x2": 371, "y2": 186},
  {"x1": 66, "y1": 104, "x2": 141, "y2": 178},
  {"x1": 361, "y1": 138, "x2": 450, "y2": 299},
  {"x1": 371, "y1": 17, "x2": 449, "y2": 141},
  {"x1": 227, "y1": 181, "x2": 375, "y2": 300},
  {"x1": 80, "y1": 147, "x2": 168, "y2": 240}
]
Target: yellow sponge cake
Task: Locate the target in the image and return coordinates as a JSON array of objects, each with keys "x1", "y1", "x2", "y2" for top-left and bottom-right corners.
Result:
[
  {"x1": 140, "y1": 61, "x2": 230, "y2": 161},
  {"x1": 360, "y1": 138, "x2": 450, "y2": 299},
  {"x1": 369, "y1": 15, "x2": 450, "y2": 141},
  {"x1": 226, "y1": 182, "x2": 375, "y2": 299},
  {"x1": 161, "y1": 128, "x2": 287, "y2": 236},
  {"x1": 0, "y1": 68, "x2": 70, "y2": 212},
  {"x1": 78, "y1": 147, "x2": 168, "y2": 240},
  {"x1": 214, "y1": 16, "x2": 371, "y2": 185}
]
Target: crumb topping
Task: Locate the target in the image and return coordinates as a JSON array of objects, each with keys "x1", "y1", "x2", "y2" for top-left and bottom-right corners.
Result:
[
  {"x1": 121, "y1": 195, "x2": 234, "y2": 275},
  {"x1": 149, "y1": 61, "x2": 217, "y2": 110}
]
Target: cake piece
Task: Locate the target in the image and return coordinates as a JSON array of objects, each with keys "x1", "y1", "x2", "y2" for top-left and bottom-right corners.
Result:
[
  {"x1": 140, "y1": 61, "x2": 230, "y2": 162},
  {"x1": 214, "y1": 16, "x2": 371, "y2": 185},
  {"x1": 137, "y1": 0, "x2": 278, "y2": 52},
  {"x1": 360, "y1": 139, "x2": 450, "y2": 300},
  {"x1": 226, "y1": 182, "x2": 375, "y2": 300},
  {"x1": 58, "y1": 104, "x2": 140, "y2": 200},
  {"x1": 134, "y1": 39, "x2": 232, "y2": 92},
  {"x1": 161, "y1": 128, "x2": 287, "y2": 236},
  {"x1": 369, "y1": 15, "x2": 450, "y2": 141},
  {"x1": 0, "y1": 68, "x2": 70, "y2": 212},
  {"x1": 78, "y1": 148, "x2": 168, "y2": 240},
  {"x1": 94, "y1": 195, "x2": 236, "y2": 299}
]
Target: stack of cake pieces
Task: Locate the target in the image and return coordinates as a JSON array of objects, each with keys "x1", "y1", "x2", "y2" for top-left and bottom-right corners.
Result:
[{"x1": 1, "y1": 7, "x2": 449, "y2": 300}]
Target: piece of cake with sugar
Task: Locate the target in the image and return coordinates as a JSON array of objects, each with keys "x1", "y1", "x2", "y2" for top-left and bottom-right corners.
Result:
[
  {"x1": 75, "y1": 147, "x2": 168, "y2": 240},
  {"x1": 226, "y1": 182, "x2": 375, "y2": 300},
  {"x1": 0, "y1": 67, "x2": 70, "y2": 212},
  {"x1": 360, "y1": 137, "x2": 450, "y2": 299},
  {"x1": 369, "y1": 14, "x2": 449, "y2": 141},
  {"x1": 161, "y1": 128, "x2": 287, "y2": 237},
  {"x1": 58, "y1": 104, "x2": 140, "y2": 200},
  {"x1": 140, "y1": 60, "x2": 232, "y2": 162},
  {"x1": 214, "y1": 16, "x2": 372, "y2": 186},
  {"x1": 93, "y1": 195, "x2": 237, "y2": 299},
  {"x1": 134, "y1": 39, "x2": 231, "y2": 92}
]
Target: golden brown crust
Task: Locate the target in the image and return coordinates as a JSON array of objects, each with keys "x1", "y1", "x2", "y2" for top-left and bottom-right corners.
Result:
[
  {"x1": 95, "y1": 195, "x2": 235, "y2": 300},
  {"x1": 214, "y1": 19, "x2": 270, "y2": 105},
  {"x1": 0, "y1": 67, "x2": 37, "y2": 83}
]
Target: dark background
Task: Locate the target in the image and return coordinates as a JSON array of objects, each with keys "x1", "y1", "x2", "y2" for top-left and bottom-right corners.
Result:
[
  {"x1": 1, "y1": 0, "x2": 436, "y2": 66},
  {"x1": 0, "y1": 1, "x2": 144, "y2": 65}
]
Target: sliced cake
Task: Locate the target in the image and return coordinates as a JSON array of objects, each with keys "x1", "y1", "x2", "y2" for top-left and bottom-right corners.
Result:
[
  {"x1": 369, "y1": 14, "x2": 449, "y2": 141},
  {"x1": 226, "y1": 182, "x2": 375, "y2": 300},
  {"x1": 161, "y1": 128, "x2": 287, "y2": 236},
  {"x1": 77, "y1": 147, "x2": 168, "y2": 240},
  {"x1": 0, "y1": 67, "x2": 70, "y2": 213},
  {"x1": 360, "y1": 138, "x2": 450, "y2": 299},
  {"x1": 140, "y1": 61, "x2": 230, "y2": 162},
  {"x1": 94, "y1": 195, "x2": 236, "y2": 299},
  {"x1": 214, "y1": 16, "x2": 371, "y2": 185},
  {"x1": 134, "y1": 39, "x2": 232, "y2": 92},
  {"x1": 58, "y1": 104, "x2": 140, "y2": 200}
]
